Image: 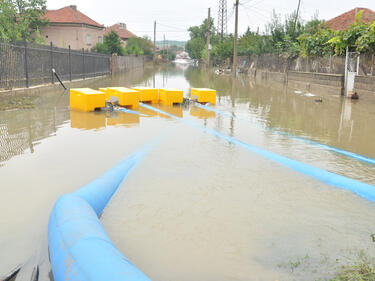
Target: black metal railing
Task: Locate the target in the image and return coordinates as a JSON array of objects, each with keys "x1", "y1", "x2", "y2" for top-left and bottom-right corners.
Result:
[{"x1": 0, "y1": 39, "x2": 111, "y2": 90}]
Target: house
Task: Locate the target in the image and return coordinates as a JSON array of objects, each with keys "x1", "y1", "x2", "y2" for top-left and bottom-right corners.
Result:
[
  {"x1": 41, "y1": 5, "x2": 104, "y2": 50},
  {"x1": 325, "y1": 7, "x2": 375, "y2": 31},
  {"x1": 104, "y1": 23, "x2": 136, "y2": 46}
]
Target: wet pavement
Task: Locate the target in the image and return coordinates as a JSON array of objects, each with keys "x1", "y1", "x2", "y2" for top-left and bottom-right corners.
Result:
[{"x1": 0, "y1": 64, "x2": 375, "y2": 280}]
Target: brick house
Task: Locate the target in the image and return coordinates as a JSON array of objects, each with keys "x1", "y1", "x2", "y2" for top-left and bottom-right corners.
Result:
[
  {"x1": 325, "y1": 7, "x2": 375, "y2": 30},
  {"x1": 41, "y1": 5, "x2": 104, "y2": 50},
  {"x1": 104, "y1": 23, "x2": 136, "y2": 46}
]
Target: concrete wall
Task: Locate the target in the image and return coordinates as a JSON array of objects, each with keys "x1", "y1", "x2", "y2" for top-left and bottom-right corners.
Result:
[
  {"x1": 111, "y1": 55, "x2": 144, "y2": 75},
  {"x1": 253, "y1": 70, "x2": 345, "y2": 96},
  {"x1": 41, "y1": 23, "x2": 104, "y2": 50},
  {"x1": 354, "y1": 75, "x2": 375, "y2": 93}
]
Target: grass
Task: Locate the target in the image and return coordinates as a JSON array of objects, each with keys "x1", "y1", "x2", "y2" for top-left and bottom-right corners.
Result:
[{"x1": 329, "y1": 251, "x2": 375, "y2": 281}]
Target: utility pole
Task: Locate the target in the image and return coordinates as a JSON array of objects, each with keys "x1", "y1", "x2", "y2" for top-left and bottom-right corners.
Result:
[
  {"x1": 153, "y1": 21, "x2": 156, "y2": 63},
  {"x1": 206, "y1": 7, "x2": 211, "y2": 67},
  {"x1": 232, "y1": 0, "x2": 239, "y2": 77},
  {"x1": 293, "y1": 0, "x2": 302, "y2": 38},
  {"x1": 166, "y1": 39, "x2": 169, "y2": 61},
  {"x1": 163, "y1": 34, "x2": 166, "y2": 59}
]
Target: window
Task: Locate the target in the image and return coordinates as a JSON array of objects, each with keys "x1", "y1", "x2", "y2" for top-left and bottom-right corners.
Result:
[
  {"x1": 86, "y1": 34, "x2": 91, "y2": 46},
  {"x1": 98, "y1": 36, "x2": 103, "y2": 43}
]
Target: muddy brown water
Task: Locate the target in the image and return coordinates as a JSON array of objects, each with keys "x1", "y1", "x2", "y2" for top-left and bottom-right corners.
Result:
[{"x1": 0, "y1": 64, "x2": 375, "y2": 280}]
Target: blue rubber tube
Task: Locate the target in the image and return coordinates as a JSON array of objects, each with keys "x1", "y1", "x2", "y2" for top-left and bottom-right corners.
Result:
[
  {"x1": 119, "y1": 108, "x2": 148, "y2": 117},
  {"x1": 48, "y1": 142, "x2": 159, "y2": 281},
  {"x1": 193, "y1": 103, "x2": 375, "y2": 166},
  {"x1": 140, "y1": 103, "x2": 375, "y2": 203}
]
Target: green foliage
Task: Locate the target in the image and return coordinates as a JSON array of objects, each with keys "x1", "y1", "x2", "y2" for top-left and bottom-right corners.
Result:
[
  {"x1": 212, "y1": 36, "x2": 233, "y2": 63},
  {"x1": 186, "y1": 17, "x2": 220, "y2": 60},
  {"x1": 92, "y1": 42, "x2": 108, "y2": 54},
  {"x1": 159, "y1": 49, "x2": 176, "y2": 61},
  {"x1": 186, "y1": 9, "x2": 375, "y2": 63},
  {"x1": 298, "y1": 28, "x2": 334, "y2": 57},
  {"x1": 185, "y1": 37, "x2": 205, "y2": 60},
  {"x1": 103, "y1": 31, "x2": 124, "y2": 55},
  {"x1": 124, "y1": 36, "x2": 153, "y2": 56},
  {"x1": 92, "y1": 31, "x2": 124, "y2": 55},
  {"x1": 0, "y1": 0, "x2": 48, "y2": 42},
  {"x1": 238, "y1": 28, "x2": 274, "y2": 56},
  {"x1": 356, "y1": 22, "x2": 375, "y2": 53}
]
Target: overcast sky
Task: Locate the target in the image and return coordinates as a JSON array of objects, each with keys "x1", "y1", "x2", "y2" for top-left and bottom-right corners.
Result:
[{"x1": 46, "y1": 0, "x2": 375, "y2": 41}]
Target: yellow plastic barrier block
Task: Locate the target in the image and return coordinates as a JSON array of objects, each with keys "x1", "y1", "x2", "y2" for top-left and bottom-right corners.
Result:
[
  {"x1": 159, "y1": 88, "x2": 183, "y2": 106},
  {"x1": 106, "y1": 87, "x2": 139, "y2": 109},
  {"x1": 191, "y1": 88, "x2": 216, "y2": 105},
  {"x1": 98, "y1": 88, "x2": 108, "y2": 93},
  {"x1": 70, "y1": 88, "x2": 106, "y2": 112},
  {"x1": 132, "y1": 87, "x2": 159, "y2": 104}
]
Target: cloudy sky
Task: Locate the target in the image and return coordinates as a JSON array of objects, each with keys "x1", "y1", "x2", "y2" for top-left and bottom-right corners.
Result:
[{"x1": 46, "y1": 0, "x2": 375, "y2": 41}]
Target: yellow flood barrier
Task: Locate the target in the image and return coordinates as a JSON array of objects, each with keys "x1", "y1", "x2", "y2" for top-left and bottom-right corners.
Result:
[
  {"x1": 70, "y1": 88, "x2": 106, "y2": 112},
  {"x1": 132, "y1": 87, "x2": 159, "y2": 104},
  {"x1": 159, "y1": 88, "x2": 183, "y2": 106},
  {"x1": 105, "y1": 87, "x2": 140, "y2": 109},
  {"x1": 191, "y1": 88, "x2": 216, "y2": 105}
]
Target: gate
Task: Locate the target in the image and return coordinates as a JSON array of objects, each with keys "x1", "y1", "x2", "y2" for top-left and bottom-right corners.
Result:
[{"x1": 344, "y1": 48, "x2": 359, "y2": 96}]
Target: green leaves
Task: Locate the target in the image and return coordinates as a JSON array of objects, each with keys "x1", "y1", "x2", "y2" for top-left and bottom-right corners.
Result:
[
  {"x1": 0, "y1": 0, "x2": 48, "y2": 42},
  {"x1": 124, "y1": 37, "x2": 153, "y2": 56}
]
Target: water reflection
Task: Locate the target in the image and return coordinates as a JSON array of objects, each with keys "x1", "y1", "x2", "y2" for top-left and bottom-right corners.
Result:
[
  {"x1": 70, "y1": 111, "x2": 106, "y2": 130},
  {"x1": 156, "y1": 104, "x2": 183, "y2": 118},
  {"x1": 190, "y1": 106, "x2": 216, "y2": 119},
  {"x1": 107, "y1": 111, "x2": 140, "y2": 128},
  {"x1": 0, "y1": 103, "x2": 69, "y2": 165}
]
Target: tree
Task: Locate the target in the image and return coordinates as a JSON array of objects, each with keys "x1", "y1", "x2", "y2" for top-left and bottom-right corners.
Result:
[
  {"x1": 92, "y1": 31, "x2": 124, "y2": 55},
  {"x1": 0, "y1": 0, "x2": 48, "y2": 42},
  {"x1": 124, "y1": 36, "x2": 153, "y2": 56},
  {"x1": 185, "y1": 37, "x2": 205, "y2": 60},
  {"x1": 186, "y1": 18, "x2": 219, "y2": 60}
]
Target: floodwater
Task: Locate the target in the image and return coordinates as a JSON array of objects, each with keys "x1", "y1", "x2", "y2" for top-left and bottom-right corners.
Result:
[{"x1": 1, "y1": 64, "x2": 375, "y2": 281}]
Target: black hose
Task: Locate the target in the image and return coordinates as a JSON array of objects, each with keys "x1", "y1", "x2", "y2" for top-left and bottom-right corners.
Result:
[{"x1": 52, "y1": 68, "x2": 67, "y2": 90}]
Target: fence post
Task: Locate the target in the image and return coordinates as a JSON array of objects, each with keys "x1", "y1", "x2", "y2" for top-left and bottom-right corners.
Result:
[
  {"x1": 371, "y1": 54, "x2": 374, "y2": 76},
  {"x1": 24, "y1": 41, "x2": 29, "y2": 88},
  {"x1": 82, "y1": 48, "x2": 85, "y2": 80},
  {"x1": 50, "y1": 42, "x2": 54, "y2": 84},
  {"x1": 69, "y1": 45, "x2": 72, "y2": 81},
  {"x1": 329, "y1": 55, "x2": 332, "y2": 74}
]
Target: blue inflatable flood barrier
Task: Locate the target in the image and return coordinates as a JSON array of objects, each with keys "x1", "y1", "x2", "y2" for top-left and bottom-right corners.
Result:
[
  {"x1": 48, "y1": 140, "x2": 161, "y2": 281},
  {"x1": 119, "y1": 108, "x2": 148, "y2": 117},
  {"x1": 140, "y1": 103, "x2": 375, "y2": 203},
  {"x1": 193, "y1": 103, "x2": 375, "y2": 166}
]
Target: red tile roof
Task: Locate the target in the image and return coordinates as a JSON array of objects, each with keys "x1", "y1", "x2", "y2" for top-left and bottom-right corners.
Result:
[
  {"x1": 43, "y1": 6, "x2": 103, "y2": 28},
  {"x1": 104, "y1": 24, "x2": 136, "y2": 40},
  {"x1": 325, "y1": 7, "x2": 375, "y2": 31}
]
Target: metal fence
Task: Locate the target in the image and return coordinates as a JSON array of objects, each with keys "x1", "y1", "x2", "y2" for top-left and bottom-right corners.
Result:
[{"x1": 0, "y1": 39, "x2": 111, "y2": 90}]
